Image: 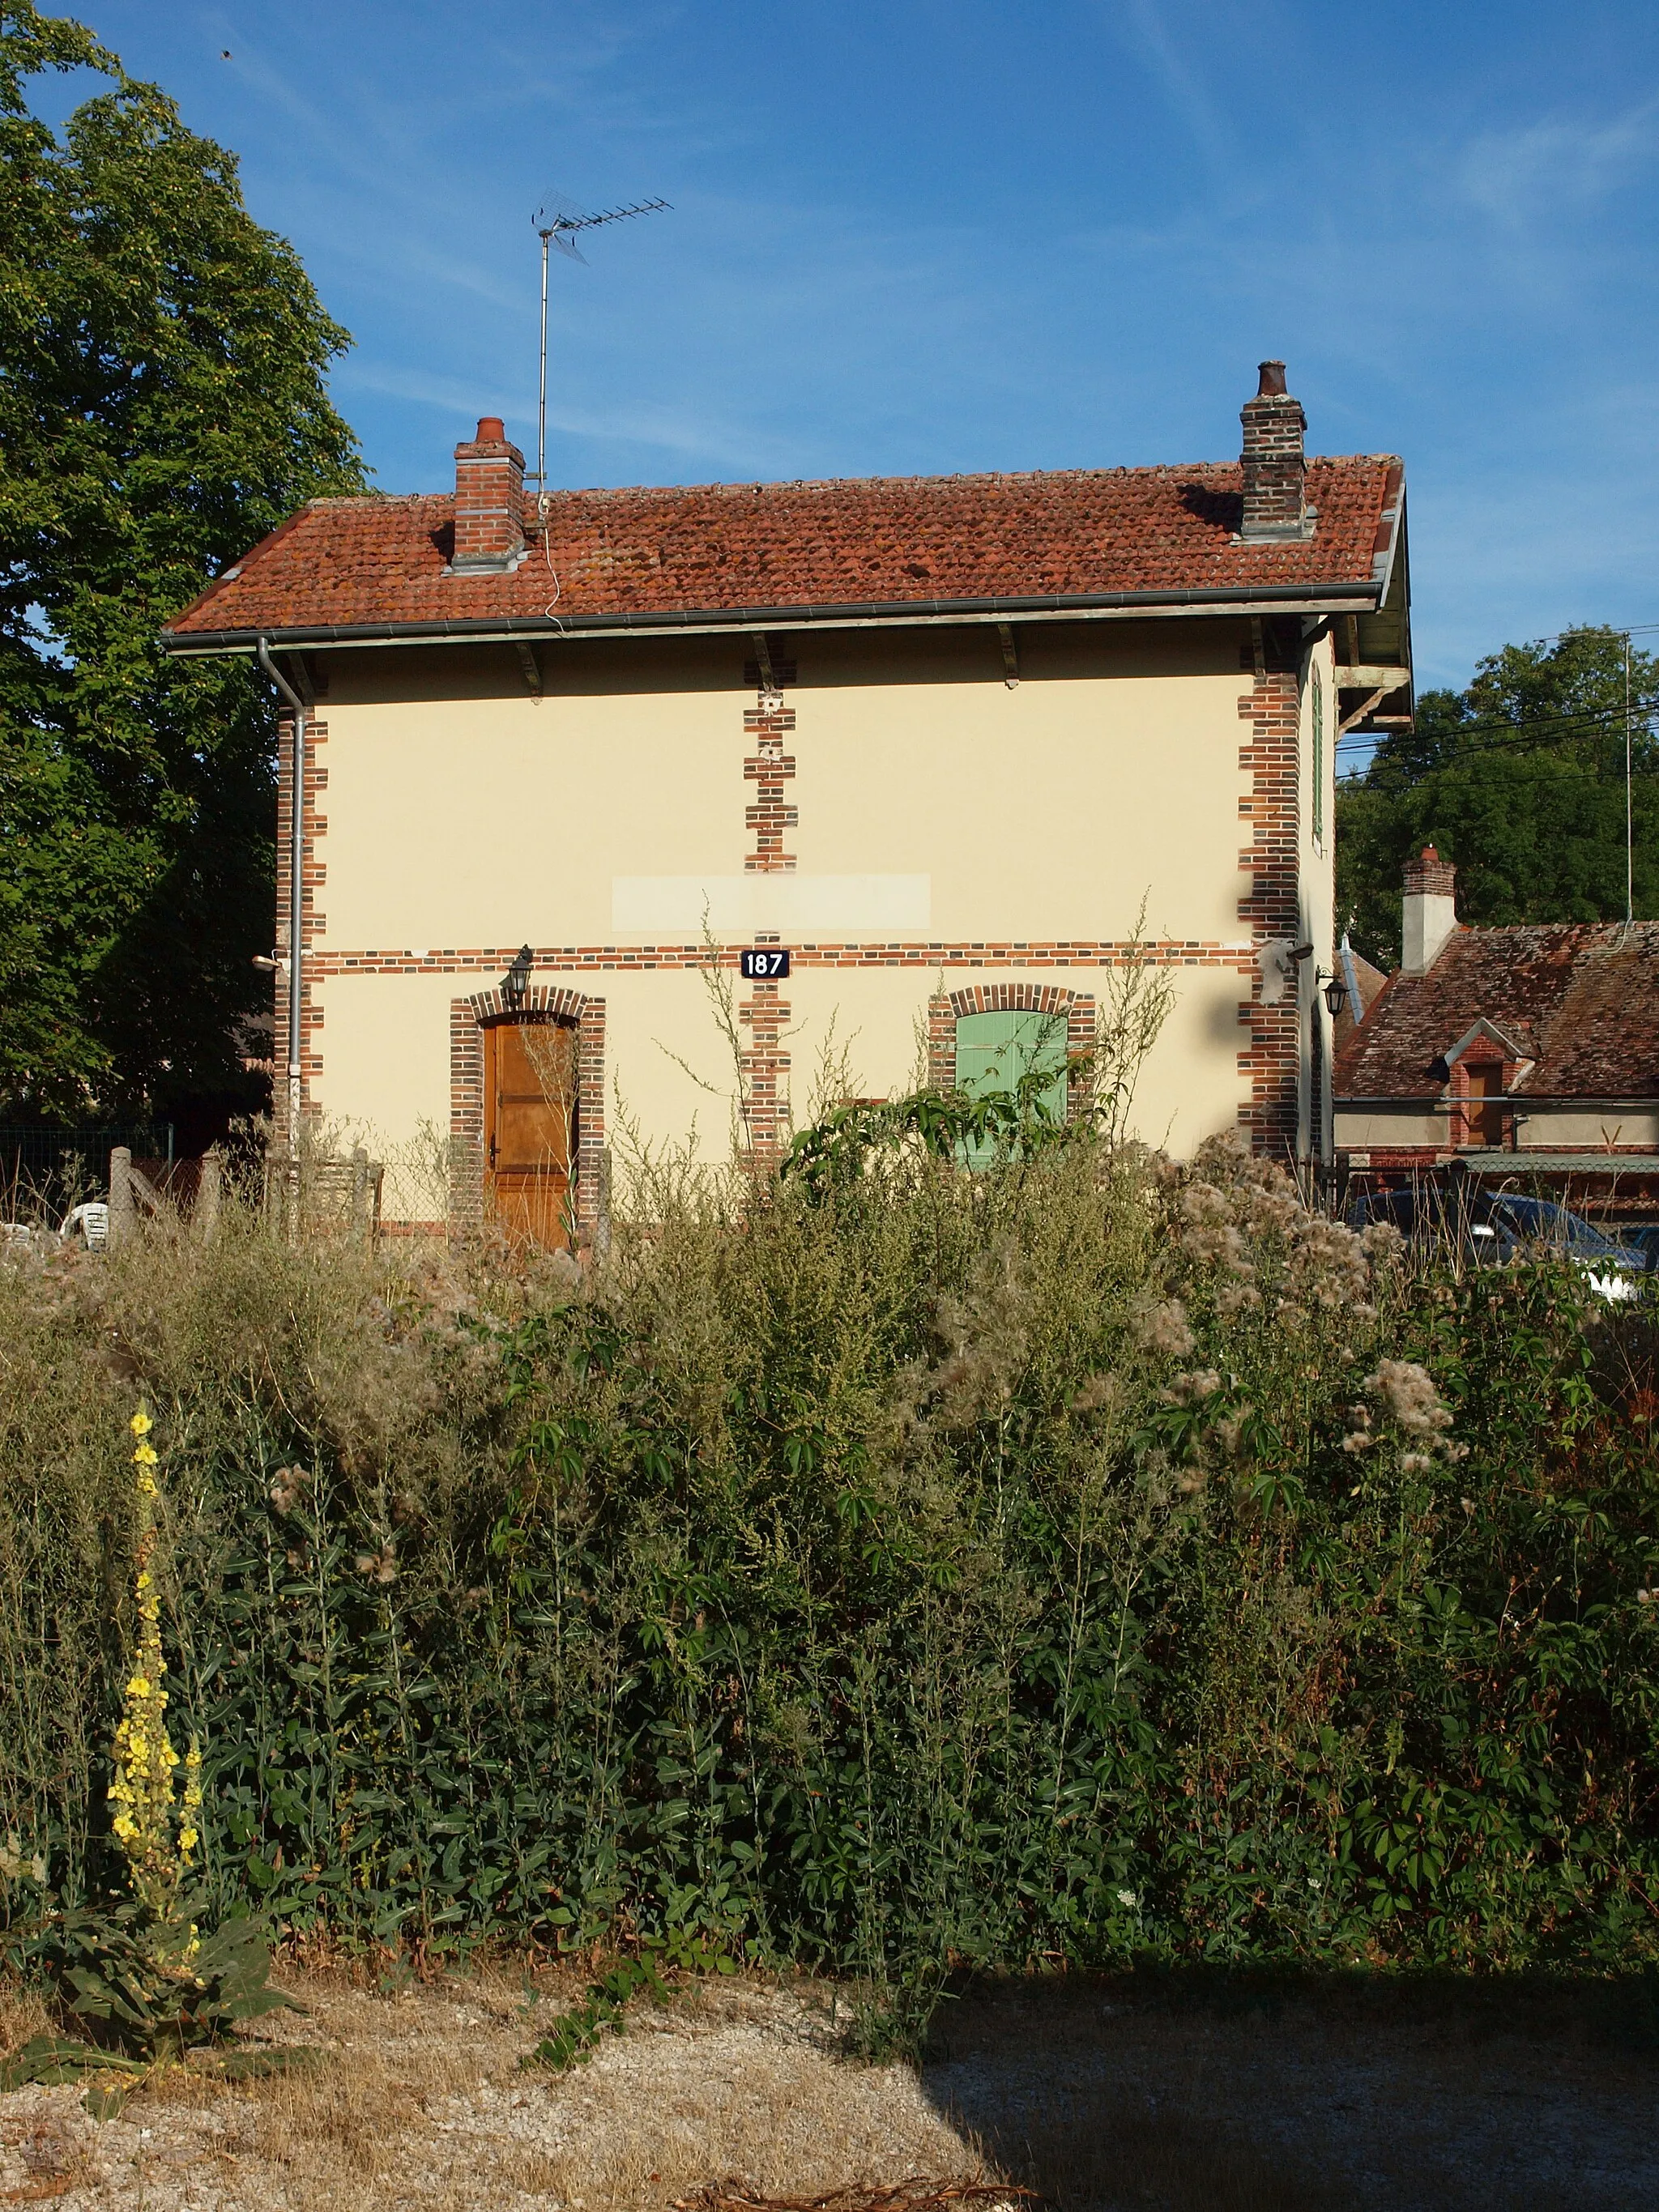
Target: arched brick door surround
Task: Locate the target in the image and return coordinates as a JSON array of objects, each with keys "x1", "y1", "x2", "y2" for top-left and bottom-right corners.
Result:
[{"x1": 450, "y1": 986, "x2": 606, "y2": 1244}]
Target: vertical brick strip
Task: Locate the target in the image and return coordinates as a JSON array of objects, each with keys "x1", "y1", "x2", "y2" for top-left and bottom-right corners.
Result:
[
  {"x1": 1237, "y1": 621, "x2": 1303, "y2": 1157},
  {"x1": 743, "y1": 703, "x2": 797, "y2": 872},
  {"x1": 739, "y1": 663, "x2": 798, "y2": 1161},
  {"x1": 739, "y1": 982, "x2": 791, "y2": 1159},
  {"x1": 449, "y1": 998, "x2": 485, "y2": 1238},
  {"x1": 272, "y1": 707, "x2": 327, "y2": 1150}
]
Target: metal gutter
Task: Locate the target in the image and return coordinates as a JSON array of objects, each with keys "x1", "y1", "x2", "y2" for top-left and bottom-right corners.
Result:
[
  {"x1": 256, "y1": 637, "x2": 309, "y2": 1172},
  {"x1": 160, "y1": 577, "x2": 1384, "y2": 658}
]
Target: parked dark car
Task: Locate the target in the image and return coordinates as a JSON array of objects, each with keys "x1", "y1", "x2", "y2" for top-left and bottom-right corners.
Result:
[
  {"x1": 1346, "y1": 1185, "x2": 1645, "y2": 1298},
  {"x1": 1614, "y1": 1223, "x2": 1659, "y2": 1272}
]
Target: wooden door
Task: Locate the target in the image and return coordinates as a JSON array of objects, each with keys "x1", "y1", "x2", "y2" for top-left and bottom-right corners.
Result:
[
  {"x1": 1465, "y1": 1063, "x2": 1505, "y2": 1147},
  {"x1": 484, "y1": 1019, "x2": 575, "y2": 1246}
]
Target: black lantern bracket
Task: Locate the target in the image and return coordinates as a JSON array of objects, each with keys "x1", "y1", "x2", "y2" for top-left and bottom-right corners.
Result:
[{"x1": 501, "y1": 944, "x2": 535, "y2": 1008}]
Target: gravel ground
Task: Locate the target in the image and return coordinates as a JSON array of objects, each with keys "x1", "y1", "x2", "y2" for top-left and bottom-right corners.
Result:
[{"x1": 3, "y1": 1967, "x2": 1657, "y2": 2211}]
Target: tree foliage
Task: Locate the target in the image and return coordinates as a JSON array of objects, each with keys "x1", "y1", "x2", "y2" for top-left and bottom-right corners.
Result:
[
  {"x1": 1335, "y1": 627, "x2": 1659, "y2": 968},
  {"x1": 0, "y1": 3, "x2": 364, "y2": 1117}
]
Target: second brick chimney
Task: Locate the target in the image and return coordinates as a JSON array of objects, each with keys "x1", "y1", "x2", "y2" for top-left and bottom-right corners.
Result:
[
  {"x1": 450, "y1": 416, "x2": 526, "y2": 573},
  {"x1": 1401, "y1": 846, "x2": 1458, "y2": 974},
  {"x1": 1239, "y1": 360, "x2": 1313, "y2": 542}
]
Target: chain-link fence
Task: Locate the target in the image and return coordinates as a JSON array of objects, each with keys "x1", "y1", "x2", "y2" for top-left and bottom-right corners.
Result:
[{"x1": 0, "y1": 1127, "x2": 173, "y2": 1224}]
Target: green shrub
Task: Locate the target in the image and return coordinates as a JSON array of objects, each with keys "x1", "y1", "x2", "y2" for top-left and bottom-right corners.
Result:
[{"x1": 2, "y1": 1140, "x2": 1656, "y2": 1996}]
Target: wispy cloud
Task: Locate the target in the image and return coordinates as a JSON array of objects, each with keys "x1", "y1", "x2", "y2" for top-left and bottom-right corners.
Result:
[
  {"x1": 336, "y1": 359, "x2": 796, "y2": 472},
  {"x1": 1108, "y1": 0, "x2": 1229, "y2": 168},
  {"x1": 1455, "y1": 100, "x2": 1659, "y2": 230}
]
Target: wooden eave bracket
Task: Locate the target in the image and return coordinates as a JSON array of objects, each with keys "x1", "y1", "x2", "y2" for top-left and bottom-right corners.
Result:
[
  {"x1": 1337, "y1": 663, "x2": 1412, "y2": 692},
  {"x1": 514, "y1": 641, "x2": 542, "y2": 700},
  {"x1": 1338, "y1": 688, "x2": 1385, "y2": 737},
  {"x1": 750, "y1": 629, "x2": 780, "y2": 701},
  {"x1": 996, "y1": 621, "x2": 1019, "y2": 688}
]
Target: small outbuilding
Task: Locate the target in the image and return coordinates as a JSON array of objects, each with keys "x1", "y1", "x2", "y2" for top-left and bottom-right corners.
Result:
[{"x1": 1335, "y1": 849, "x2": 1659, "y2": 1223}]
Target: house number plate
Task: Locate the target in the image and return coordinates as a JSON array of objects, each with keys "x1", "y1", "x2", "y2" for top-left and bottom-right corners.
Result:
[{"x1": 740, "y1": 948, "x2": 791, "y2": 978}]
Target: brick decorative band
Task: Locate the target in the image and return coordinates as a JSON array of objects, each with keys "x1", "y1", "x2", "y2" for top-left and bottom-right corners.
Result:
[
  {"x1": 312, "y1": 940, "x2": 1256, "y2": 975},
  {"x1": 449, "y1": 984, "x2": 606, "y2": 1247}
]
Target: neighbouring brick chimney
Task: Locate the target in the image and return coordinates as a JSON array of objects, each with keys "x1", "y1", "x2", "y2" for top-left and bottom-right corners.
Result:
[
  {"x1": 1401, "y1": 846, "x2": 1458, "y2": 974},
  {"x1": 1239, "y1": 360, "x2": 1313, "y2": 542},
  {"x1": 450, "y1": 416, "x2": 526, "y2": 573}
]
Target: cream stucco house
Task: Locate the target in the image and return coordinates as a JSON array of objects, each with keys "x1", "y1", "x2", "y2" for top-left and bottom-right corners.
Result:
[{"x1": 161, "y1": 361, "x2": 1412, "y2": 1242}]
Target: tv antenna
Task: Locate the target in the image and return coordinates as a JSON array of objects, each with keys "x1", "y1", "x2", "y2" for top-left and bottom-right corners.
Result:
[{"x1": 531, "y1": 189, "x2": 670, "y2": 492}]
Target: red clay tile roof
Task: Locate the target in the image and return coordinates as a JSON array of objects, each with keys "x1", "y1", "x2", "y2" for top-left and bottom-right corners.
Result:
[
  {"x1": 163, "y1": 454, "x2": 1402, "y2": 643},
  {"x1": 1335, "y1": 923, "x2": 1659, "y2": 1101}
]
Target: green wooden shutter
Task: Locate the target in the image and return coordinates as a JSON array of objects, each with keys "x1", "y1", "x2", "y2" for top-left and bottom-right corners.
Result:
[{"x1": 954, "y1": 1008, "x2": 1068, "y2": 1166}]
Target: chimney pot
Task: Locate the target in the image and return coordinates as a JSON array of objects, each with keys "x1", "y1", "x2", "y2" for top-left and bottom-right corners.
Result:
[
  {"x1": 450, "y1": 415, "x2": 526, "y2": 574},
  {"x1": 1239, "y1": 359, "x2": 1311, "y2": 542},
  {"x1": 1401, "y1": 846, "x2": 1458, "y2": 974}
]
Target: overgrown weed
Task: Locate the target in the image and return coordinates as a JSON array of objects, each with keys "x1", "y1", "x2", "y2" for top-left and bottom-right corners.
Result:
[{"x1": 2, "y1": 1132, "x2": 1657, "y2": 2031}]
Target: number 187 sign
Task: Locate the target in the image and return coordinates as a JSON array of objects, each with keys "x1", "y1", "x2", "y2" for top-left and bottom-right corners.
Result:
[{"x1": 740, "y1": 948, "x2": 791, "y2": 979}]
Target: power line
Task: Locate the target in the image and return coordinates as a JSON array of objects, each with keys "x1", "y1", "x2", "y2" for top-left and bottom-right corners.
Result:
[
  {"x1": 1336, "y1": 698, "x2": 1658, "y2": 764},
  {"x1": 1338, "y1": 755, "x2": 1659, "y2": 793}
]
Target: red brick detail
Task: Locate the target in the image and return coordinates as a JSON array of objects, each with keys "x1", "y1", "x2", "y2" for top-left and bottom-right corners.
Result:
[
  {"x1": 1445, "y1": 1046, "x2": 1514, "y2": 1150},
  {"x1": 1236, "y1": 621, "x2": 1303, "y2": 1157},
  {"x1": 1405, "y1": 844, "x2": 1456, "y2": 900},
  {"x1": 449, "y1": 985, "x2": 606, "y2": 1246},
  {"x1": 311, "y1": 940, "x2": 1256, "y2": 976},
  {"x1": 739, "y1": 984, "x2": 791, "y2": 1161},
  {"x1": 743, "y1": 703, "x2": 797, "y2": 873},
  {"x1": 736, "y1": 661, "x2": 801, "y2": 1157},
  {"x1": 451, "y1": 419, "x2": 526, "y2": 571},
  {"x1": 928, "y1": 982, "x2": 1096, "y2": 1119},
  {"x1": 272, "y1": 710, "x2": 329, "y2": 1148},
  {"x1": 1239, "y1": 365, "x2": 1308, "y2": 539}
]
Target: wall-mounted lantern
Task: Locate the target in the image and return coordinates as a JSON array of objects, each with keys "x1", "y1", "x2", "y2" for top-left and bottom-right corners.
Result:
[
  {"x1": 501, "y1": 944, "x2": 534, "y2": 1009},
  {"x1": 1318, "y1": 969, "x2": 1349, "y2": 1017}
]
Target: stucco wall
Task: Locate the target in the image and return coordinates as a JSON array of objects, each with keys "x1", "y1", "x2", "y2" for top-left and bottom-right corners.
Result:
[{"x1": 300, "y1": 619, "x2": 1324, "y2": 1218}]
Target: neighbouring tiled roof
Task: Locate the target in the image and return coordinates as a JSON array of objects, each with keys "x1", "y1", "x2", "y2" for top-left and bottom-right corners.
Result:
[
  {"x1": 1333, "y1": 945, "x2": 1388, "y2": 1056},
  {"x1": 163, "y1": 455, "x2": 1401, "y2": 640},
  {"x1": 1335, "y1": 923, "x2": 1659, "y2": 1100}
]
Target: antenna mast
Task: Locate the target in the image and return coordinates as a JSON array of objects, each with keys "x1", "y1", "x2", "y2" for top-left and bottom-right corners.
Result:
[{"x1": 532, "y1": 191, "x2": 671, "y2": 494}]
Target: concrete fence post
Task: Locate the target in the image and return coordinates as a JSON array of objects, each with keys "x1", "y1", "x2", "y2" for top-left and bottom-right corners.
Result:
[
  {"x1": 108, "y1": 1148, "x2": 134, "y2": 1247},
  {"x1": 196, "y1": 1146, "x2": 223, "y2": 1245}
]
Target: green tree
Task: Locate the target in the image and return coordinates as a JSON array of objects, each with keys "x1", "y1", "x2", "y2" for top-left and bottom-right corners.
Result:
[
  {"x1": 1335, "y1": 627, "x2": 1659, "y2": 968},
  {"x1": 0, "y1": 4, "x2": 363, "y2": 1119}
]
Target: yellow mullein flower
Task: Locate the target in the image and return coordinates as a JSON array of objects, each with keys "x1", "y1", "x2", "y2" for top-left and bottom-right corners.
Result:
[{"x1": 108, "y1": 1398, "x2": 207, "y2": 1920}]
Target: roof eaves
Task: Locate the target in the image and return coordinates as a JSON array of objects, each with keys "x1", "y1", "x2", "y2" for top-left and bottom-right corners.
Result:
[
  {"x1": 160, "y1": 574, "x2": 1386, "y2": 657},
  {"x1": 1369, "y1": 461, "x2": 1406, "y2": 600}
]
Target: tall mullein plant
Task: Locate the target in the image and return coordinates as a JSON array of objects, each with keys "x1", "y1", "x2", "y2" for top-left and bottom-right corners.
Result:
[{"x1": 107, "y1": 1404, "x2": 202, "y2": 1940}]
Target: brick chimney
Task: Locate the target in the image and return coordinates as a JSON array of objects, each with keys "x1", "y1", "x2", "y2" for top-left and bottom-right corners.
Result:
[
  {"x1": 1401, "y1": 846, "x2": 1458, "y2": 974},
  {"x1": 1239, "y1": 360, "x2": 1313, "y2": 542},
  {"x1": 450, "y1": 416, "x2": 526, "y2": 573}
]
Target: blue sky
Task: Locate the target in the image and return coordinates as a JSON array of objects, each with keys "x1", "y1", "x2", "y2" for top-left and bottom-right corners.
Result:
[{"x1": 53, "y1": 1, "x2": 1659, "y2": 688}]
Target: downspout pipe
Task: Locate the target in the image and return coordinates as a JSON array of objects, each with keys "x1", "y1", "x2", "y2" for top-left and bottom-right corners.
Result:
[{"x1": 257, "y1": 637, "x2": 309, "y2": 1160}]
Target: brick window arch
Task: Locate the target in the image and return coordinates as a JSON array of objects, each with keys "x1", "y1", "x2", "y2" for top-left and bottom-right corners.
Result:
[
  {"x1": 450, "y1": 984, "x2": 606, "y2": 1245},
  {"x1": 926, "y1": 982, "x2": 1095, "y2": 1120}
]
